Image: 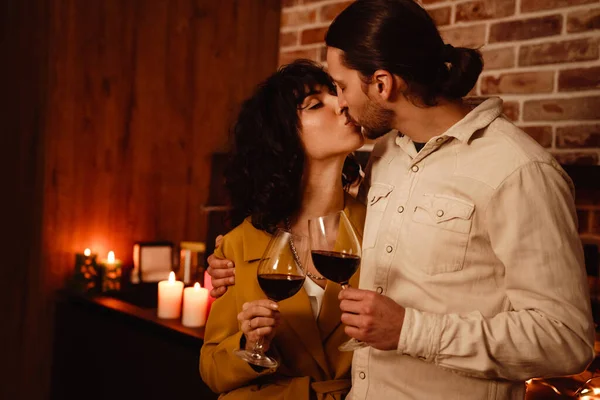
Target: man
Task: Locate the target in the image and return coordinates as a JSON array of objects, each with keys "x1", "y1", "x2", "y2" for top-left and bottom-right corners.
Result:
[{"x1": 207, "y1": 1, "x2": 594, "y2": 399}]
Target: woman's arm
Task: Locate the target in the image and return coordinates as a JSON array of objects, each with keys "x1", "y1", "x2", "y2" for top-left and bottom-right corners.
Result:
[{"x1": 199, "y1": 242, "x2": 276, "y2": 393}]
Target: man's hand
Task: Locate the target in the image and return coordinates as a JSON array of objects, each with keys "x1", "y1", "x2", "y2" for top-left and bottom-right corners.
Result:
[
  {"x1": 339, "y1": 287, "x2": 406, "y2": 351},
  {"x1": 206, "y1": 235, "x2": 236, "y2": 298}
]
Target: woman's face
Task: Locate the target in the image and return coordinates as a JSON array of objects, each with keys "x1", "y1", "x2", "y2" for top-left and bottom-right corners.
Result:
[{"x1": 297, "y1": 85, "x2": 364, "y2": 161}]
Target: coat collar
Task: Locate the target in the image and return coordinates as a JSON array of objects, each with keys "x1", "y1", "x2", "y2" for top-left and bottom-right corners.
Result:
[{"x1": 240, "y1": 193, "x2": 365, "y2": 263}]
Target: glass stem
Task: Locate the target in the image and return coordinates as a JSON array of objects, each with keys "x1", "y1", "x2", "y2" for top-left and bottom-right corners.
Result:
[{"x1": 252, "y1": 336, "x2": 265, "y2": 354}]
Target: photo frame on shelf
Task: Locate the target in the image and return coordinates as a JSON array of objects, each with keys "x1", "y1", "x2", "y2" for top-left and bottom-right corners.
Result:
[{"x1": 132, "y1": 241, "x2": 174, "y2": 283}]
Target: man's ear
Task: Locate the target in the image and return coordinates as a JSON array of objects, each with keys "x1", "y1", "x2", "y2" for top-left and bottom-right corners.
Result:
[{"x1": 372, "y1": 69, "x2": 406, "y2": 102}]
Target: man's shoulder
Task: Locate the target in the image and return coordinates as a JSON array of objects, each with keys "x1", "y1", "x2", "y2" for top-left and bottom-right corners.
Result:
[{"x1": 458, "y1": 117, "x2": 559, "y2": 189}]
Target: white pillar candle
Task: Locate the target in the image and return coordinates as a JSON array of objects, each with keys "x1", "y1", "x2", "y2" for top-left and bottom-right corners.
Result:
[
  {"x1": 182, "y1": 282, "x2": 209, "y2": 327},
  {"x1": 157, "y1": 271, "x2": 184, "y2": 319}
]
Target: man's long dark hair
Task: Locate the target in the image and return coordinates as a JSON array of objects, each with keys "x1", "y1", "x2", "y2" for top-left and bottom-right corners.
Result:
[
  {"x1": 225, "y1": 59, "x2": 359, "y2": 233},
  {"x1": 325, "y1": 0, "x2": 483, "y2": 106}
]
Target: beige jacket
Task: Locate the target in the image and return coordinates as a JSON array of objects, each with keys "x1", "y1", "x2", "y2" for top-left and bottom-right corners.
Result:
[{"x1": 350, "y1": 97, "x2": 595, "y2": 400}]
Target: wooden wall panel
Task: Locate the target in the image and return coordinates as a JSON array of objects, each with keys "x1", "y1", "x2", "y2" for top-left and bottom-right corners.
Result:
[{"x1": 1, "y1": 0, "x2": 281, "y2": 398}]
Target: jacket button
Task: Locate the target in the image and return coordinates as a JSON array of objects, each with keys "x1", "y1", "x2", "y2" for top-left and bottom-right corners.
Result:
[
  {"x1": 359, "y1": 371, "x2": 366, "y2": 379},
  {"x1": 436, "y1": 209, "x2": 444, "y2": 217},
  {"x1": 411, "y1": 165, "x2": 419, "y2": 172},
  {"x1": 386, "y1": 245, "x2": 393, "y2": 253},
  {"x1": 376, "y1": 286, "x2": 383, "y2": 294},
  {"x1": 436, "y1": 137, "x2": 444, "y2": 143},
  {"x1": 397, "y1": 205, "x2": 404, "y2": 213}
]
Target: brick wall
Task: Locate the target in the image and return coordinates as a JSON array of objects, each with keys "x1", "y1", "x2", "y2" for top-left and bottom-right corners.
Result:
[{"x1": 279, "y1": 0, "x2": 600, "y2": 241}]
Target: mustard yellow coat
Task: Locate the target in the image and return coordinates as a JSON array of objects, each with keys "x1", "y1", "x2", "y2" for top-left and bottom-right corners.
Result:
[{"x1": 200, "y1": 195, "x2": 365, "y2": 400}]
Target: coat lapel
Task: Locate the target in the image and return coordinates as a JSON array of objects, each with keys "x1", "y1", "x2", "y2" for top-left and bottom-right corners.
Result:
[
  {"x1": 278, "y1": 286, "x2": 330, "y2": 376},
  {"x1": 240, "y1": 219, "x2": 330, "y2": 375}
]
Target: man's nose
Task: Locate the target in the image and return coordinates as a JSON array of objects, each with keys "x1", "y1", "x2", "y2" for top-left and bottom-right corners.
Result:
[{"x1": 337, "y1": 92, "x2": 348, "y2": 109}]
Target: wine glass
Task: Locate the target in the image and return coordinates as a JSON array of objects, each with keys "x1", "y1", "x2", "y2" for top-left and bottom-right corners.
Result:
[
  {"x1": 308, "y1": 210, "x2": 366, "y2": 352},
  {"x1": 233, "y1": 229, "x2": 308, "y2": 368}
]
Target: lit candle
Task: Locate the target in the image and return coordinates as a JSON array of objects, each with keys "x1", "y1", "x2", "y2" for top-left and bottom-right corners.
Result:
[
  {"x1": 181, "y1": 282, "x2": 209, "y2": 327},
  {"x1": 157, "y1": 271, "x2": 184, "y2": 319},
  {"x1": 100, "y1": 251, "x2": 123, "y2": 292},
  {"x1": 203, "y1": 270, "x2": 216, "y2": 316}
]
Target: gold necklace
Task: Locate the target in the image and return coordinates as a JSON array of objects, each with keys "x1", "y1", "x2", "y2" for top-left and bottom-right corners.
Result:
[{"x1": 285, "y1": 218, "x2": 326, "y2": 281}]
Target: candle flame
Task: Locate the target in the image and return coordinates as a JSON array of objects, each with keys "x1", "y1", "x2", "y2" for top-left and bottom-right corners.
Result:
[
  {"x1": 194, "y1": 282, "x2": 201, "y2": 290},
  {"x1": 107, "y1": 251, "x2": 115, "y2": 263},
  {"x1": 84, "y1": 248, "x2": 91, "y2": 257},
  {"x1": 168, "y1": 271, "x2": 176, "y2": 283}
]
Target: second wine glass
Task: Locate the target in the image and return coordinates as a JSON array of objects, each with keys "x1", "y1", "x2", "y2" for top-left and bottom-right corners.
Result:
[{"x1": 308, "y1": 210, "x2": 366, "y2": 351}]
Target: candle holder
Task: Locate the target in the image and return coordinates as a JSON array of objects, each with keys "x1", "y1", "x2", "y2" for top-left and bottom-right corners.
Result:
[
  {"x1": 99, "y1": 251, "x2": 123, "y2": 292},
  {"x1": 70, "y1": 249, "x2": 100, "y2": 294}
]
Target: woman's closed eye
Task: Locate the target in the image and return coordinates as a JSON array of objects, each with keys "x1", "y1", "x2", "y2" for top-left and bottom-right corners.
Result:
[{"x1": 308, "y1": 102, "x2": 323, "y2": 110}]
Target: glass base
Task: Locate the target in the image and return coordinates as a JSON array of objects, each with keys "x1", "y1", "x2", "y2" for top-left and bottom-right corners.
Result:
[
  {"x1": 338, "y1": 338, "x2": 368, "y2": 352},
  {"x1": 233, "y1": 349, "x2": 279, "y2": 368}
]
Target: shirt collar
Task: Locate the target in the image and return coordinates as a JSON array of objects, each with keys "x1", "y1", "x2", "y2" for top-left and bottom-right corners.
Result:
[{"x1": 394, "y1": 97, "x2": 504, "y2": 147}]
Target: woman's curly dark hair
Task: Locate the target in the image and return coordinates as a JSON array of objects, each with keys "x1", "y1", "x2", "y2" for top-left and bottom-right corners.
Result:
[{"x1": 225, "y1": 59, "x2": 359, "y2": 233}]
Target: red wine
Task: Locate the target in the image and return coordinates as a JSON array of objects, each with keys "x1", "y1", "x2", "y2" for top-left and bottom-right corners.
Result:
[
  {"x1": 258, "y1": 274, "x2": 305, "y2": 301},
  {"x1": 311, "y1": 251, "x2": 360, "y2": 285}
]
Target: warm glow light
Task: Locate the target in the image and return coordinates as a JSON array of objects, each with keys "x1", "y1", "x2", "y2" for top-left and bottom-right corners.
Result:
[
  {"x1": 84, "y1": 248, "x2": 91, "y2": 257},
  {"x1": 107, "y1": 251, "x2": 115, "y2": 263},
  {"x1": 593, "y1": 387, "x2": 600, "y2": 395},
  {"x1": 194, "y1": 282, "x2": 201, "y2": 290},
  {"x1": 168, "y1": 271, "x2": 176, "y2": 283}
]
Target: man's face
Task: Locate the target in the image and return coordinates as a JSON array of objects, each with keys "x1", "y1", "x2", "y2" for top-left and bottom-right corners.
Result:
[{"x1": 326, "y1": 47, "x2": 394, "y2": 140}]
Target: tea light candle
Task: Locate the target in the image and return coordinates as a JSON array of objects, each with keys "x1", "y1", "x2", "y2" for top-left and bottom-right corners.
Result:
[
  {"x1": 72, "y1": 248, "x2": 99, "y2": 293},
  {"x1": 100, "y1": 251, "x2": 123, "y2": 292},
  {"x1": 157, "y1": 271, "x2": 184, "y2": 319},
  {"x1": 181, "y1": 282, "x2": 209, "y2": 327}
]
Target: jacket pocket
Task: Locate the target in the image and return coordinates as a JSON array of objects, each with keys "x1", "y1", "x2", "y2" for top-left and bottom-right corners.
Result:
[
  {"x1": 363, "y1": 182, "x2": 394, "y2": 249},
  {"x1": 409, "y1": 194, "x2": 474, "y2": 275}
]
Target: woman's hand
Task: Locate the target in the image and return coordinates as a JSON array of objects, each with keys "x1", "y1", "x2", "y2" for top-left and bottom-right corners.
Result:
[{"x1": 237, "y1": 300, "x2": 280, "y2": 351}]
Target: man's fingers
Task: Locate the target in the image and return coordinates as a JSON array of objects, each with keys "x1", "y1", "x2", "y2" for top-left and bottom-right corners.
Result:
[
  {"x1": 211, "y1": 276, "x2": 235, "y2": 291},
  {"x1": 340, "y1": 312, "x2": 364, "y2": 328},
  {"x1": 215, "y1": 234, "x2": 224, "y2": 248},
  {"x1": 338, "y1": 287, "x2": 372, "y2": 301},
  {"x1": 207, "y1": 261, "x2": 235, "y2": 278},
  {"x1": 339, "y1": 299, "x2": 364, "y2": 314},
  {"x1": 344, "y1": 326, "x2": 365, "y2": 342},
  {"x1": 210, "y1": 286, "x2": 227, "y2": 298}
]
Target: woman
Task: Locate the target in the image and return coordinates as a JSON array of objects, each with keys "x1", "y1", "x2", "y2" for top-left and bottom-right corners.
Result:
[{"x1": 199, "y1": 59, "x2": 366, "y2": 399}]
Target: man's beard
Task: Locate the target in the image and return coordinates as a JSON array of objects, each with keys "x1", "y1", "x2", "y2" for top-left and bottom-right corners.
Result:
[{"x1": 355, "y1": 99, "x2": 394, "y2": 140}]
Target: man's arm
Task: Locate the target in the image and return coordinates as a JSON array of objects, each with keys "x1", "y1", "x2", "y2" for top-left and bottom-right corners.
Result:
[
  {"x1": 341, "y1": 161, "x2": 595, "y2": 380},
  {"x1": 400, "y1": 161, "x2": 594, "y2": 380},
  {"x1": 206, "y1": 235, "x2": 236, "y2": 298}
]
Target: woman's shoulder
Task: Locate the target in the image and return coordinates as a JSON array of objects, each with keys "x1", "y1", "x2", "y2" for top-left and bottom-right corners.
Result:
[{"x1": 217, "y1": 217, "x2": 271, "y2": 263}]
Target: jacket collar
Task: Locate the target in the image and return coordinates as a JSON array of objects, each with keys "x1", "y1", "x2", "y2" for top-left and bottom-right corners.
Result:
[{"x1": 240, "y1": 193, "x2": 365, "y2": 262}]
